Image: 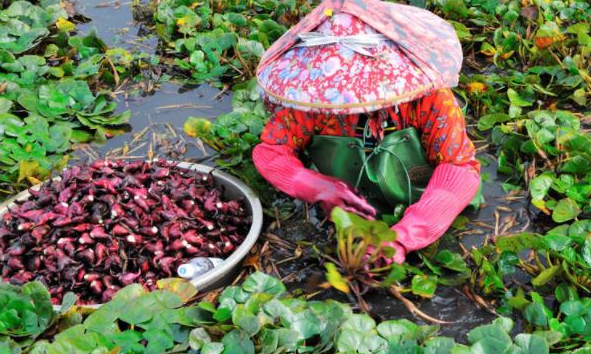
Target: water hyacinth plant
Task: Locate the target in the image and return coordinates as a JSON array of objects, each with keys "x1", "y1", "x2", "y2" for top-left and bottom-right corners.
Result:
[
  {"x1": 0, "y1": 0, "x2": 161, "y2": 198},
  {"x1": 1, "y1": 272, "x2": 578, "y2": 354},
  {"x1": 153, "y1": 0, "x2": 309, "y2": 83}
]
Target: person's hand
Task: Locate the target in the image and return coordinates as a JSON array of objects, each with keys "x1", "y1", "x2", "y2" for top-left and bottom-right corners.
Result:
[
  {"x1": 380, "y1": 241, "x2": 407, "y2": 264},
  {"x1": 365, "y1": 241, "x2": 406, "y2": 270},
  {"x1": 366, "y1": 224, "x2": 410, "y2": 266},
  {"x1": 377, "y1": 212, "x2": 433, "y2": 265},
  {"x1": 292, "y1": 169, "x2": 376, "y2": 219}
]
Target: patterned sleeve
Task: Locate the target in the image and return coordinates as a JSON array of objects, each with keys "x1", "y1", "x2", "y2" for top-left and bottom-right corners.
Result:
[
  {"x1": 402, "y1": 88, "x2": 480, "y2": 173},
  {"x1": 259, "y1": 108, "x2": 317, "y2": 152}
]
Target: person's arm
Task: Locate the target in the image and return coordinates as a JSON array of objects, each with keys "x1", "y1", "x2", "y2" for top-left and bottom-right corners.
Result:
[
  {"x1": 383, "y1": 89, "x2": 480, "y2": 263},
  {"x1": 253, "y1": 109, "x2": 376, "y2": 219}
]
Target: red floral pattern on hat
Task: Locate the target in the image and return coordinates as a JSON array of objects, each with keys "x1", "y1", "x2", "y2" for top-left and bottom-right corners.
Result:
[
  {"x1": 258, "y1": 13, "x2": 432, "y2": 114},
  {"x1": 257, "y1": 0, "x2": 462, "y2": 115}
]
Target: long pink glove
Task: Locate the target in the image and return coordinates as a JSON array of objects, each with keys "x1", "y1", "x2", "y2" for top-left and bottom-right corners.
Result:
[
  {"x1": 382, "y1": 163, "x2": 480, "y2": 264},
  {"x1": 252, "y1": 143, "x2": 376, "y2": 219}
]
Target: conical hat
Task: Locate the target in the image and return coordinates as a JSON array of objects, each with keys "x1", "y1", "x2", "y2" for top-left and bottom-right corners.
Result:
[{"x1": 256, "y1": 0, "x2": 462, "y2": 114}]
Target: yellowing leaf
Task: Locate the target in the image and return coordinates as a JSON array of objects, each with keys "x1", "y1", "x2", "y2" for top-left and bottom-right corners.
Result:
[
  {"x1": 325, "y1": 262, "x2": 349, "y2": 294},
  {"x1": 18, "y1": 161, "x2": 46, "y2": 183},
  {"x1": 104, "y1": 127, "x2": 126, "y2": 137},
  {"x1": 466, "y1": 82, "x2": 488, "y2": 94},
  {"x1": 480, "y1": 42, "x2": 496, "y2": 56},
  {"x1": 532, "y1": 199, "x2": 551, "y2": 215},
  {"x1": 184, "y1": 116, "x2": 212, "y2": 138},
  {"x1": 157, "y1": 278, "x2": 198, "y2": 303},
  {"x1": 500, "y1": 50, "x2": 515, "y2": 59},
  {"x1": 27, "y1": 176, "x2": 43, "y2": 185},
  {"x1": 56, "y1": 17, "x2": 76, "y2": 32}
]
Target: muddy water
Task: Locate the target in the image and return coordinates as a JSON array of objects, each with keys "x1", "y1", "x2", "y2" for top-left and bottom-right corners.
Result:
[
  {"x1": 75, "y1": 0, "x2": 233, "y2": 162},
  {"x1": 76, "y1": 0, "x2": 158, "y2": 54},
  {"x1": 76, "y1": 0, "x2": 531, "y2": 341}
]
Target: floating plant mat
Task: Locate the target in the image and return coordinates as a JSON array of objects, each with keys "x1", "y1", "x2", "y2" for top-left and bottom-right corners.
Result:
[{"x1": 0, "y1": 159, "x2": 251, "y2": 305}]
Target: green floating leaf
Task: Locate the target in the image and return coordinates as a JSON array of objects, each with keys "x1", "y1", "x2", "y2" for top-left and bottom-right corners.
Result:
[
  {"x1": 434, "y1": 250, "x2": 469, "y2": 273},
  {"x1": 524, "y1": 302, "x2": 549, "y2": 327},
  {"x1": 242, "y1": 271, "x2": 286, "y2": 295},
  {"x1": 60, "y1": 292, "x2": 77, "y2": 314},
  {"x1": 531, "y1": 265, "x2": 562, "y2": 287},
  {"x1": 514, "y1": 333, "x2": 550, "y2": 354},
  {"x1": 496, "y1": 233, "x2": 544, "y2": 253},
  {"x1": 0, "y1": 97, "x2": 13, "y2": 114},
  {"x1": 467, "y1": 321, "x2": 513, "y2": 354},
  {"x1": 477, "y1": 113, "x2": 512, "y2": 131},
  {"x1": 529, "y1": 172, "x2": 555, "y2": 202},
  {"x1": 337, "y1": 329, "x2": 364, "y2": 352},
  {"x1": 450, "y1": 20, "x2": 472, "y2": 39},
  {"x1": 424, "y1": 337, "x2": 456, "y2": 354},
  {"x1": 552, "y1": 198, "x2": 581, "y2": 223},
  {"x1": 156, "y1": 278, "x2": 198, "y2": 303},
  {"x1": 184, "y1": 116, "x2": 212, "y2": 138},
  {"x1": 221, "y1": 330, "x2": 255, "y2": 354},
  {"x1": 382, "y1": 263, "x2": 407, "y2": 286},
  {"x1": 232, "y1": 305, "x2": 261, "y2": 337},
  {"x1": 507, "y1": 88, "x2": 533, "y2": 107},
  {"x1": 377, "y1": 319, "x2": 422, "y2": 340},
  {"x1": 411, "y1": 275, "x2": 438, "y2": 298},
  {"x1": 201, "y1": 342, "x2": 224, "y2": 354},
  {"x1": 341, "y1": 314, "x2": 376, "y2": 334},
  {"x1": 189, "y1": 328, "x2": 212, "y2": 350}
]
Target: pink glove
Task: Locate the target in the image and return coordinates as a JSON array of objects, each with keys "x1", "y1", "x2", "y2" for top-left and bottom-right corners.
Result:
[
  {"x1": 291, "y1": 169, "x2": 376, "y2": 219},
  {"x1": 252, "y1": 143, "x2": 376, "y2": 219},
  {"x1": 379, "y1": 163, "x2": 480, "y2": 264},
  {"x1": 368, "y1": 242, "x2": 407, "y2": 266}
]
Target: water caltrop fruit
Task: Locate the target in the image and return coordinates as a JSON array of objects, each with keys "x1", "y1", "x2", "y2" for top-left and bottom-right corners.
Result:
[{"x1": 0, "y1": 159, "x2": 251, "y2": 304}]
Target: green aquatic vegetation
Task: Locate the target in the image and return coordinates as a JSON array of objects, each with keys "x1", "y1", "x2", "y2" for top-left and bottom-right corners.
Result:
[
  {"x1": 513, "y1": 224, "x2": 591, "y2": 294},
  {"x1": 153, "y1": 0, "x2": 309, "y2": 83},
  {"x1": 0, "y1": 1, "x2": 161, "y2": 197},
  {"x1": 184, "y1": 80, "x2": 267, "y2": 166},
  {"x1": 470, "y1": 227, "x2": 591, "y2": 297},
  {"x1": 457, "y1": 1, "x2": 591, "y2": 317},
  {"x1": 323, "y1": 207, "x2": 470, "y2": 321},
  {"x1": 480, "y1": 108, "x2": 591, "y2": 221},
  {"x1": 0, "y1": 1, "x2": 66, "y2": 54},
  {"x1": 29, "y1": 279, "x2": 202, "y2": 354},
  {"x1": 0, "y1": 112, "x2": 70, "y2": 187},
  {"x1": 3, "y1": 272, "x2": 574, "y2": 354},
  {"x1": 468, "y1": 227, "x2": 591, "y2": 348},
  {"x1": 324, "y1": 207, "x2": 398, "y2": 294},
  {"x1": 0, "y1": 282, "x2": 55, "y2": 350},
  {"x1": 504, "y1": 284, "x2": 591, "y2": 351},
  {"x1": 429, "y1": 0, "x2": 591, "y2": 117}
]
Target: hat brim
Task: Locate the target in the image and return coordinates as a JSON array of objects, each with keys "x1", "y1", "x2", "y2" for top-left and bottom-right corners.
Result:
[{"x1": 257, "y1": 42, "x2": 434, "y2": 114}]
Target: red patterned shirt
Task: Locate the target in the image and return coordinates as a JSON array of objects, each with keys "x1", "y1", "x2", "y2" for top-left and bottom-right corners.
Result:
[{"x1": 260, "y1": 88, "x2": 480, "y2": 173}]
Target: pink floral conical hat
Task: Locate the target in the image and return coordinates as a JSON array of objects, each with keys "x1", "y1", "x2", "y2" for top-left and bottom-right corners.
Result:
[{"x1": 256, "y1": 0, "x2": 462, "y2": 114}]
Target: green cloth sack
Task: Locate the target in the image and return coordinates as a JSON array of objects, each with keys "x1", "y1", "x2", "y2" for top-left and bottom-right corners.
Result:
[{"x1": 307, "y1": 127, "x2": 483, "y2": 212}]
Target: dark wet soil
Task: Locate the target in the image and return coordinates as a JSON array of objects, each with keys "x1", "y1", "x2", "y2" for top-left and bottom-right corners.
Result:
[{"x1": 75, "y1": 0, "x2": 534, "y2": 342}]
